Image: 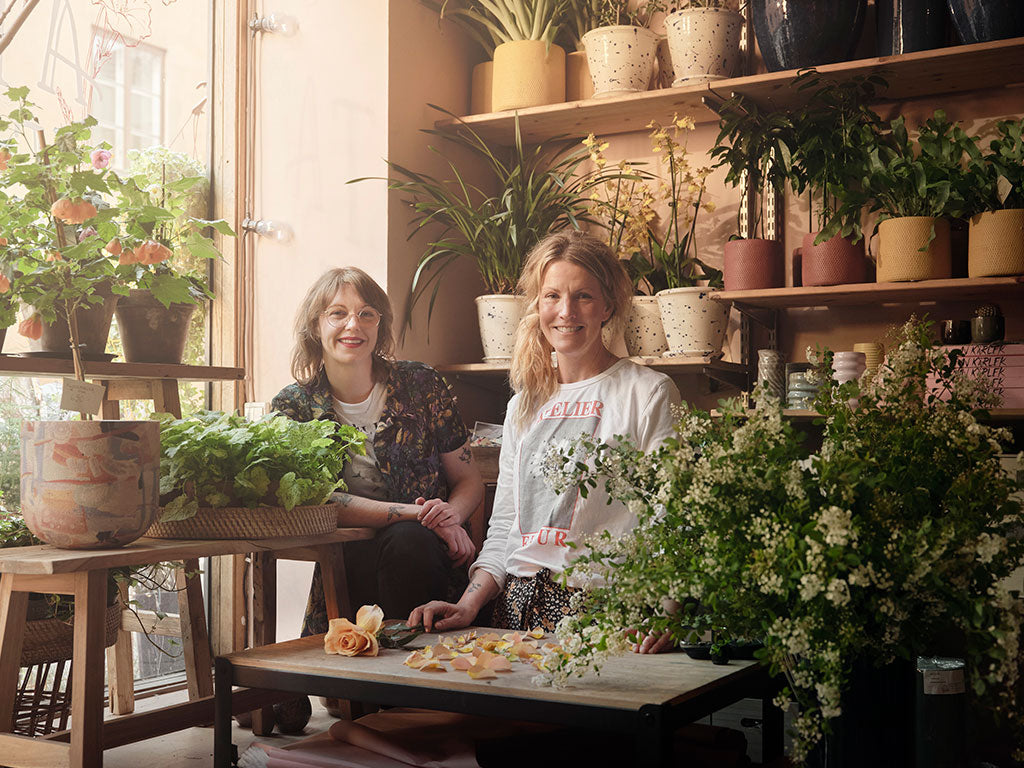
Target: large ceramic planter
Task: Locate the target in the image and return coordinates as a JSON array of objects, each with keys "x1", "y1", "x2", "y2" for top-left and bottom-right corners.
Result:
[
  {"x1": 582, "y1": 25, "x2": 658, "y2": 98},
  {"x1": 656, "y1": 286, "x2": 730, "y2": 358},
  {"x1": 723, "y1": 238, "x2": 784, "y2": 291},
  {"x1": 968, "y1": 209, "x2": 1024, "y2": 277},
  {"x1": 475, "y1": 294, "x2": 523, "y2": 363},
  {"x1": 876, "y1": 0, "x2": 947, "y2": 55},
  {"x1": 492, "y1": 40, "x2": 565, "y2": 112},
  {"x1": 20, "y1": 420, "x2": 161, "y2": 549},
  {"x1": 624, "y1": 295, "x2": 668, "y2": 357},
  {"x1": 751, "y1": 0, "x2": 867, "y2": 71},
  {"x1": 665, "y1": 8, "x2": 744, "y2": 86},
  {"x1": 947, "y1": 0, "x2": 1024, "y2": 44},
  {"x1": 114, "y1": 289, "x2": 197, "y2": 364},
  {"x1": 801, "y1": 232, "x2": 867, "y2": 286},
  {"x1": 37, "y1": 286, "x2": 118, "y2": 359},
  {"x1": 565, "y1": 51, "x2": 594, "y2": 101},
  {"x1": 876, "y1": 216, "x2": 951, "y2": 282},
  {"x1": 470, "y1": 60, "x2": 493, "y2": 114}
]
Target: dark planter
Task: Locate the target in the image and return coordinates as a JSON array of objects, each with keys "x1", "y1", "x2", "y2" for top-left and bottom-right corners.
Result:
[
  {"x1": 752, "y1": 0, "x2": 867, "y2": 72},
  {"x1": 801, "y1": 232, "x2": 867, "y2": 287},
  {"x1": 114, "y1": 289, "x2": 197, "y2": 364},
  {"x1": 946, "y1": 0, "x2": 1024, "y2": 44},
  {"x1": 723, "y1": 238, "x2": 784, "y2": 290},
  {"x1": 38, "y1": 285, "x2": 118, "y2": 359},
  {"x1": 877, "y1": 0, "x2": 947, "y2": 56}
]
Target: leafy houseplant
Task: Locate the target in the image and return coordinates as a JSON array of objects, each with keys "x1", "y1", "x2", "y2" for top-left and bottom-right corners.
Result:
[
  {"x1": 538, "y1": 319, "x2": 1024, "y2": 764},
  {"x1": 156, "y1": 411, "x2": 366, "y2": 523}
]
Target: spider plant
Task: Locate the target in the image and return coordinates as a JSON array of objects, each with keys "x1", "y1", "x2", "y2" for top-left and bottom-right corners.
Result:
[{"x1": 421, "y1": 0, "x2": 569, "y2": 56}]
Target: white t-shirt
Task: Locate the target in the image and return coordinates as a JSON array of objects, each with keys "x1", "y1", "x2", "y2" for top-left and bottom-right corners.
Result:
[
  {"x1": 333, "y1": 382, "x2": 389, "y2": 501},
  {"x1": 470, "y1": 359, "x2": 681, "y2": 591}
]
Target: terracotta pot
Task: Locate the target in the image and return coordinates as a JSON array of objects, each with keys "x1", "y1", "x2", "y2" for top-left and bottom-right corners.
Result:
[
  {"x1": 801, "y1": 232, "x2": 867, "y2": 286},
  {"x1": 723, "y1": 238, "x2": 784, "y2": 291},
  {"x1": 20, "y1": 420, "x2": 161, "y2": 549},
  {"x1": 470, "y1": 60, "x2": 493, "y2": 114},
  {"x1": 655, "y1": 286, "x2": 730, "y2": 358},
  {"x1": 582, "y1": 25, "x2": 658, "y2": 98},
  {"x1": 475, "y1": 294, "x2": 524, "y2": 363},
  {"x1": 624, "y1": 295, "x2": 668, "y2": 357},
  {"x1": 876, "y1": 216, "x2": 951, "y2": 282},
  {"x1": 114, "y1": 289, "x2": 196, "y2": 364},
  {"x1": 492, "y1": 40, "x2": 565, "y2": 111},
  {"x1": 37, "y1": 285, "x2": 118, "y2": 358},
  {"x1": 565, "y1": 51, "x2": 594, "y2": 101},
  {"x1": 968, "y1": 209, "x2": 1024, "y2": 277},
  {"x1": 665, "y1": 7, "x2": 744, "y2": 86}
]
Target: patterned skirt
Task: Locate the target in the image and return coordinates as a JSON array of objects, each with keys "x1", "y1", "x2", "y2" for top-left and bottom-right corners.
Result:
[{"x1": 490, "y1": 568, "x2": 579, "y2": 633}]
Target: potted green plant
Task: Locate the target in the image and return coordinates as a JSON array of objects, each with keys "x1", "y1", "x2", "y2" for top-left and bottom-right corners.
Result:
[
  {"x1": 788, "y1": 70, "x2": 887, "y2": 286},
  {"x1": 357, "y1": 105, "x2": 625, "y2": 362},
  {"x1": 710, "y1": 92, "x2": 794, "y2": 291},
  {"x1": 959, "y1": 118, "x2": 1024, "y2": 278},
  {"x1": 860, "y1": 110, "x2": 972, "y2": 283},
  {"x1": 664, "y1": 0, "x2": 744, "y2": 86},
  {"x1": 538, "y1": 318, "x2": 1024, "y2": 764},
  {"x1": 151, "y1": 410, "x2": 366, "y2": 539},
  {"x1": 578, "y1": 0, "x2": 665, "y2": 97}
]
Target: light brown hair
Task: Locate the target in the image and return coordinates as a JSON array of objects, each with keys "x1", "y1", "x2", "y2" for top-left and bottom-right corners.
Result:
[{"x1": 290, "y1": 267, "x2": 395, "y2": 385}]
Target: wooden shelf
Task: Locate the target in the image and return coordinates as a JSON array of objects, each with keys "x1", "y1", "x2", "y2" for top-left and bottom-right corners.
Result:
[
  {"x1": 714, "y1": 276, "x2": 1024, "y2": 309},
  {"x1": 437, "y1": 37, "x2": 1024, "y2": 144},
  {"x1": 0, "y1": 356, "x2": 245, "y2": 382},
  {"x1": 440, "y1": 357, "x2": 750, "y2": 388}
]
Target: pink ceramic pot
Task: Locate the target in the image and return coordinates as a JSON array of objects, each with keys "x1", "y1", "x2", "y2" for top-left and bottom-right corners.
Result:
[
  {"x1": 723, "y1": 238, "x2": 784, "y2": 291},
  {"x1": 20, "y1": 420, "x2": 161, "y2": 549},
  {"x1": 801, "y1": 232, "x2": 866, "y2": 287}
]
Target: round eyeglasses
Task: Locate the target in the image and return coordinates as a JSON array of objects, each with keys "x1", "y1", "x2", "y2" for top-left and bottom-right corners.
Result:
[{"x1": 321, "y1": 306, "x2": 382, "y2": 328}]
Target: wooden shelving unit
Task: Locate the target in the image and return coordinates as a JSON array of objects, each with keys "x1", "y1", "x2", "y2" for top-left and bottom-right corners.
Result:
[
  {"x1": 436, "y1": 37, "x2": 1024, "y2": 144},
  {"x1": 715, "y1": 276, "x2": 1024, "y2": 309},
  {"x1": 0, "y1": 356, "x2": 245, "y2": 382}
]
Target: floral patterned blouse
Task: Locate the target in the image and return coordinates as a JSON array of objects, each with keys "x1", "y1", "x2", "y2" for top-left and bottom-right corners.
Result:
[{"x1": 270, "y1": 360, "x2": 470, "y2": 503}]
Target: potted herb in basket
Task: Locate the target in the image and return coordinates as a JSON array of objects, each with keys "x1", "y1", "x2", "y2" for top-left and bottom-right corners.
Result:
[{"x1": 152, "y1": 411, "x2": 366, "y2": 539}]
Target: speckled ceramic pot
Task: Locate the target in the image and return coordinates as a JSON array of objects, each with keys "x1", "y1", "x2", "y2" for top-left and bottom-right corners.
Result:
[
  {"x1": 655, "y1": 37, "x2": 675, "y2": 88},
  {"x1": 624, "y1": 296, "x2": 669, "y2": 357},
  {"x1": 665, "y1": 7, "x2": 744, "y2": 86},
  {"x1": 475, "y1": 294, "x2": 524, "y2": 363},
  {"x1": 20, "y1": 420, "x2": 161, "y2": 549},
  {"x1": 582, "y1": 25, "x2": 658, "y2": 98},
  {"x1": 655, "y1": 286, "x2": 730, "y2": 358}
]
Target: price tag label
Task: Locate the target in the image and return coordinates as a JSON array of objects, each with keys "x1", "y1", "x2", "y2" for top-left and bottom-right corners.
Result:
[
  {"x1": 59, "y1": 378, "x2": 107, "y2": 416},
  {"x1": 922, "y1": 668, "x2": 965, "y2": 695}
]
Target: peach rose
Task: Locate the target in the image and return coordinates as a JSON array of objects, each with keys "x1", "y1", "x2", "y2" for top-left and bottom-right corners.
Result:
[
  {"x1": 18, "y1": 313, "x2": 43, "y2": 340},
  {"x1": 0, "y1": 149, "x2": 10, "y2": 170},
  {"x1": 356, "y1": 604, "x2": 384, "y2": 634},
  {"x1": 323, "y1": 604, "x2": 385, "y2": 657},
  {"x1": 0, "y1": 237, "x2": 7, "y2": 246},
  {"x1": 0, "y1": 274, "x2": 9, "y2": 293}
]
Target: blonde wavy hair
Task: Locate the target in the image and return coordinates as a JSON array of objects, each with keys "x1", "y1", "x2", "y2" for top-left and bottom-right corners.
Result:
[
  {"x1": 290, "y1": 267, "x2": 395, "y2": 386},
  {"x1": 510, "y1": 230, "x2": 631, "y2": 428}
]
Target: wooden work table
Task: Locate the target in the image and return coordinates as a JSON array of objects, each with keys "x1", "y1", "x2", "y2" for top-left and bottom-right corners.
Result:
[{"x1": 0, "y1": 528, "x2": 372, "y2": 768}]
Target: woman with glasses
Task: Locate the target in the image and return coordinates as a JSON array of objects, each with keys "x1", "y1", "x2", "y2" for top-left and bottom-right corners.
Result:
[{"x1": 272, "y1": 267, "x2": 484, "y2": 639}]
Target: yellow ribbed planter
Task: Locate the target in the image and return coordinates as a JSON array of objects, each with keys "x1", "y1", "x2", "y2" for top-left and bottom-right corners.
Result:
[
  {"x1": 492, "y1": 40, "x2": 565, "y2": 112},
  {"x1": 566, "y1": 50, "x2": 594, "y2": 101},
  {"x1": 470, "y1": 60, "x2": 493, "y2": 114},
  {"x1": 968, "y1": 209, "x2": 1024, "y2": 277},
  {"x1": 877, "y1": 216, "x2": 951, "y2": 282}
]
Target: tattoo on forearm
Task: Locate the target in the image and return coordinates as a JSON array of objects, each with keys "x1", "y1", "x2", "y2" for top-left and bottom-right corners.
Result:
[
  {"x1": 458, "y1": 446, "x2": 472, "y2": 463},
  {"x1": 337, "y1": 493, "x2": 353, "y2": 507},
  {"x1": 386, "y1": 505, "x2": 402, "y2": 523},
  {"x1": 466, "y1": 582, "x2": 481, "y2": 594}
]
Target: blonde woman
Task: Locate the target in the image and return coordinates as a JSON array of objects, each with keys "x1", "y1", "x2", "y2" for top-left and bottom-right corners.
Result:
[
  {"x1": 272, "y1": 267, "x2": 483, "y2": 635},
  {"x1": 410, "y1": 231, "x2": 680, "y2": 651}
]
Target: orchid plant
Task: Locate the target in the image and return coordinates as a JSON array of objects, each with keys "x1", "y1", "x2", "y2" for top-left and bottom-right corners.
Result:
[{"x1": 537, "y1": 318, "x2": 1024, "y2": 762}]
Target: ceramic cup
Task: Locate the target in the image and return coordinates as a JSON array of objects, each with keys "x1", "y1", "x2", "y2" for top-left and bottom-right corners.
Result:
[
  {"x1": 971, "y1": 315, "x2": 1005, "y2": 344},
  {"x1": 833, "y1": 351, "x2": 867, "y2": 385}
]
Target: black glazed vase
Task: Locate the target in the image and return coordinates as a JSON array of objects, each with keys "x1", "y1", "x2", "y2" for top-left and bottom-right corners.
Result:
[
  {"x1": 752, "y1": 0, "x2": 867, "y2": 72},
  {"x1": 876, "y1": 0, "x2": 947, "y2": 56},
  {"x1": 946, "y1": 0, "x2": 1024, "y2": 44}
]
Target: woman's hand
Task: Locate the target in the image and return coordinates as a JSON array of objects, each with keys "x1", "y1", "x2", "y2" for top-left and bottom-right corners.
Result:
[
  {"x1": 432, "y1": 523, "x2": 476, "y2": 566},
  {"x1": 414, "y1": 497, "x2": 460, "y2": 529},
  {"x1": 408, "y1": 600, "x2": 476, "y2": 633},
  {"x1": 627, "y1": 629, "x2": 676, "y2": 654}
]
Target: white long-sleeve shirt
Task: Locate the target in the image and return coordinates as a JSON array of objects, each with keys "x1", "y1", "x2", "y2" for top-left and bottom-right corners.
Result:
[{"x1": 470, "y1": 359, "x2": 681, "y2": 591}]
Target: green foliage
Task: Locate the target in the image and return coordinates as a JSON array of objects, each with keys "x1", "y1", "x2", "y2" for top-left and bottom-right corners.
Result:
[
  {"x1": 157, "y1": 411, "x2": 367, "y2": 521},
  {"x1": 421, "y1": 0, "x2": 569, "y2": 55},
  {"x1": 540, "y1": 319, "x2": 1024, "y2": 762},
  {"x1": 960, "y1": 119, "x2": 1024, "y2": 215}
]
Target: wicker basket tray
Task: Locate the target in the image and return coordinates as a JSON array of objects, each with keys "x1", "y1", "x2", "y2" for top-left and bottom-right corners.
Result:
[
  {"x1": 146, "y1": 503, "x2": 338, "y2": 540},
  {"x1": 21, "y1": 602, "x2": 122, "y2": 667}
]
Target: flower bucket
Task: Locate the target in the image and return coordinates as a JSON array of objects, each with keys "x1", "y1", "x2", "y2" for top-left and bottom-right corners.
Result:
[
  {"x1": 565, "y1": 50, "x2": 594, "y2": 101},
  {"x1": 475, "y1": 294, "x2": 524, "y2": 363},
  {"x1": 37, "y1": 284, "x2": 118, "y2": 359},
  {"x1": 20, "y1": 420, "x2": 161, "y2": 549},
  {"x1": 876, "y1": 216, "x2": 951, "y2": 282},
  {"x1": 492, "y1": 40, "x2": 565, "y2": 112},
  {"x1": 656, "y1": 286, "x2": 730, "y2": 358},
  {"x1": 115, "y1": 289, "x2": 196, "y2": 364},
  {"x1": 582, "y1": 25, "x2": 658, "y2": 98},
  {"x1": 665, "y1": 7, "x2": 744, "y2": 86},
  {"x1": 470, "y1": 60, "x2": 493, "y2": 114},
  {"x1": 967, "y1": 209, "x2": 1024, "y2": 277},
  {"x1": 723, "y1": 238, "x2": 784, "y2": 291},
  {"x1": 801, "y1": 232, "x2": 867, "y2": 286},
  {"x1": 624, "y1": 295, "x2": 668, "y2": 357}
]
